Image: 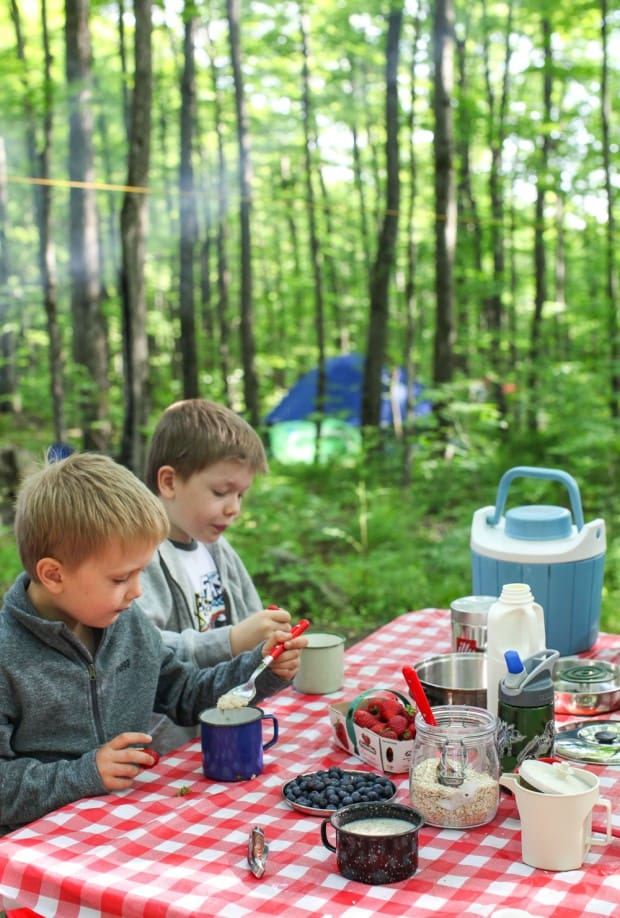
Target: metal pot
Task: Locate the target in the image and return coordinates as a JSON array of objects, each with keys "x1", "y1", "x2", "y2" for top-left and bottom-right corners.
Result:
[
  {"x1": 413, "y1": 653, "x2": 487, "y2": 708},
  {"x1": 553, "y1": 659, "x2": 620, "y2": 716}
]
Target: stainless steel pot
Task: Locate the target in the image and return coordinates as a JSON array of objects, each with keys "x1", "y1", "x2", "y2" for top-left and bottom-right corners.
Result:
[
  {"x1": 553, "y1": 659, "x2": 620, "y2": 716},
  {"x1": 413, "y1": 653, "x2": 487, "y2": 708}
]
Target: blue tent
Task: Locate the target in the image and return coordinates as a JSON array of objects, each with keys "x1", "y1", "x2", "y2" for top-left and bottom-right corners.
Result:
[
  {"x1": 265, "y1": 353, "x2": 430, "y2": 427},
  {"x1": 264, "y1": 354, "x2": 431, "y2": 463}
]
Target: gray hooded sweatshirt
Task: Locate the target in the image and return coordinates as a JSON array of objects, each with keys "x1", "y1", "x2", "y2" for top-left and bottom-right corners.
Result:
[
  {"x1": 0, "y1": 573, "x2": 286, "y2": 835},
  {"x1": 134, "y1": 537, "x2": 264, "y2": 754}
]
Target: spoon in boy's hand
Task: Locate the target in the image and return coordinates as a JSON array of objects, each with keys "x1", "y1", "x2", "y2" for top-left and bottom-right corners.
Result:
[{"x1": 217, "y1": 618, "x2": 310, "y2": 710}]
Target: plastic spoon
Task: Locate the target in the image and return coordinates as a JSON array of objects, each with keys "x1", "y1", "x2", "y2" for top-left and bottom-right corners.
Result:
[
  {"x1": 217, "y1": 619, "x2": 310, "y2": 710},
  {"x1": 402, "y1": 665, "x2": 438, "y2": 726}
]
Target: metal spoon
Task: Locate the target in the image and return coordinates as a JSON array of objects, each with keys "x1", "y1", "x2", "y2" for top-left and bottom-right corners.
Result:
[{"x1": 217, "y1": 619, "x2": 310, "y2": 710}]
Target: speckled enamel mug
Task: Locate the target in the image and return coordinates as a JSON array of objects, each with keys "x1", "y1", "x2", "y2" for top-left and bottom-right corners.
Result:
[{"x1": 320, "y1": 801, "x2": 423, "y2": 884}]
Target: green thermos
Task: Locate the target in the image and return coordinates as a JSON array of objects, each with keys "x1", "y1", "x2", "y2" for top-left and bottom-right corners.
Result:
[{"x1": 497, "y1": 648, "x2": 559, "y2": 772}]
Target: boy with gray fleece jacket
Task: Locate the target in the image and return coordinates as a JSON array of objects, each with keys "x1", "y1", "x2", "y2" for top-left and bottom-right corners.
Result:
[{"x1": 0, "y1": 452, "x2": 306, "y2": 835}]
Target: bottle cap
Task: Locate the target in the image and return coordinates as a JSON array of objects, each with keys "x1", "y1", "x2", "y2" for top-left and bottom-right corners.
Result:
[{"x1": 498, "y1": 649, "x2": 559, "y2": 707}]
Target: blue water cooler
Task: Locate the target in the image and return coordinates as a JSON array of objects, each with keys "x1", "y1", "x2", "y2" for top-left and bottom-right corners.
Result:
[{"x1": 471, "y1": 467, "x2": 606, "y2": 657}]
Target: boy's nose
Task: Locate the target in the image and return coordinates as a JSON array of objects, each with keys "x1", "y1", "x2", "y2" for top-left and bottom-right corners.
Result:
[
  {"x1": 223, "y1": 495, "x2": 241, "y2": 517},
  {"x1": 126, "y1": 575, "x2": 142, "y2": 602}
]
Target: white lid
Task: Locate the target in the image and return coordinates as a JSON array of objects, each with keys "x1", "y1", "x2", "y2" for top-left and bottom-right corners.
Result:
[{"x1": 519, "y1": 760, "x2": 591, "y2": 794}]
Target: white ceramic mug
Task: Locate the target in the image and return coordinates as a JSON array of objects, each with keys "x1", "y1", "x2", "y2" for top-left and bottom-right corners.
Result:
[
  {"x1": 500, "y1": 769, "x2": 612, "y2": 871},
  {"x1": 293, "y1": 632, "x2": 345, "y2": 694}
]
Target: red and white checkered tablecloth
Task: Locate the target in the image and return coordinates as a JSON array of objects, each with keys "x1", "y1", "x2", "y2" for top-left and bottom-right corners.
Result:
[{"x1": 0, "y1": 609, "x2": 619, "y2": 918}]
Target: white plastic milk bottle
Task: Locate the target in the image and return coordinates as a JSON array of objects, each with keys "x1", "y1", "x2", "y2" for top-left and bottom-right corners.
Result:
[{"x1": 485, "y1": 583, "x2": 546, "y2": 716}]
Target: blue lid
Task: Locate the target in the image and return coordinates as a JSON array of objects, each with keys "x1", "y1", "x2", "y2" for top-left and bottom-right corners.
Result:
[
  {"x1": 504, "y1": 505, "x2": 573, "y2": 541},
  {"x1": 504, "y1": 650, "x2": 524, "y2": 674}
]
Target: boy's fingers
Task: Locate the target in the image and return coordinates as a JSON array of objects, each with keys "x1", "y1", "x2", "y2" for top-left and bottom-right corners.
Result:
[{"x1": 109, "y1": 732, "x2": 153, "y2": 750}]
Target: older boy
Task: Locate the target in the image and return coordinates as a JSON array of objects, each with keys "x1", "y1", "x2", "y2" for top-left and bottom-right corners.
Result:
[
  {"x1": 137, "y1": 399, "x2": 290, "y2": 753},
  {"x1": 0, "y1": 452, "x2": 305, "y2": 835}
]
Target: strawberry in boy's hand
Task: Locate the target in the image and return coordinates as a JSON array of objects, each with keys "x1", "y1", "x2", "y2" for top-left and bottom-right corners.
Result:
[{"x1": 142, "y1": 749, "x2": 160, "y2": 768}]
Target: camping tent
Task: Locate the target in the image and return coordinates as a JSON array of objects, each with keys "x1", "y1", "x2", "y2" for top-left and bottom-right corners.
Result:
[{"x1": 264, "y1": 354, "x2": 431, "y2": 463}]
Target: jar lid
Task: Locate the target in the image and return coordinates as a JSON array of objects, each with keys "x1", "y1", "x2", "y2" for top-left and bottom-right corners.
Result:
[{"x1": 518, "y1": 760, "x2": 591, "y2": 794}]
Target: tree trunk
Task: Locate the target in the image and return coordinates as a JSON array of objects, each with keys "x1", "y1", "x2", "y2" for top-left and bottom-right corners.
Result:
[
  {"x1": 227, "y1": 0, "x2": 259, "y2": 425},
  {"x1": 9, "y1": 0, "x2": 64, "y2": 434},
  {"x1": 119, "y1": 0, "x2": 152, "y2": 473},
  {"x1": 0, "y1": 137, "x2": 15, "y2": 415},
  {"x1": 601, "y1": 0, "x2": 619, "y2": 419},
  {"x1": 207, "y1": 24, "x2": 232, "y2": 404},
  {"x1": 362, "y1": 4, "x2": 403, "y2": 429},
  {"x1": 527, "y1": 17, "x2": 552, "y2": 433},
  {"x1": 432, "y1": 0, "x2": 456, "y2": 387},
  {"x1": 299, "y1": 5, "x2": 326, "y2": 454},
  {"x1": 65, "y1": 0, "x2": 109, "y2": 451},
  {"x1": 179, "y1": 7, "x2": 199, "y2": 399}
]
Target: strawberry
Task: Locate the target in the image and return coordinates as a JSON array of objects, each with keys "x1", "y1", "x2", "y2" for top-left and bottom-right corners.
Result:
[
  {"x1": 354, "y1": 709, "x2": 378, "y2": 729},
  {"x1": 380, "y1": 726, "x2": 399, "y2": 740},
  {"x1": 388, "y1": 714, "x2": 409, "y2": 737},
  {"x1": 400, "y1": 727, "x2": 415, "y2": 741},
  {"x1": 381, "y1": 699, "x2": 406, "y2": 720},
  {"x1": 142, "y1": 749, "x2": 160, "y2": 768},
  {"x1": 335, "y1": 721, "x2": 350, "y2": 750},
  {"x1": 366, "y1": 700, "x2": 384, "y2": 718}
]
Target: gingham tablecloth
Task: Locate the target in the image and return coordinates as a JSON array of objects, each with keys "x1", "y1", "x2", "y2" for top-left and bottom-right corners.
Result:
[{"x1": 0, "y1": 609, "x2": 619, "y2": 918}]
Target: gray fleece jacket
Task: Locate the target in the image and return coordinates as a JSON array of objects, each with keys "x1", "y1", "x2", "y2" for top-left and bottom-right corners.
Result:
[
  {"x1": 0, "y1": 573, "x2": 285, "y2": 835},
  {"x1": 134, "y1": 537, "x2": 264, "y2": 754}
]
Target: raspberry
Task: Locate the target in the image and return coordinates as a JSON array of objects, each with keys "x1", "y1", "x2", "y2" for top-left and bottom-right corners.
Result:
[{"x1": 354, "y1": 709, "x2": 378, "y2": 729}]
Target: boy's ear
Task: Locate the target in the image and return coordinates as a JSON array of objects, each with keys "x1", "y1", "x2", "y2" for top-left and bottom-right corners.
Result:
[
  {"x1": 157, "y1": 465, "x2": 176, "y2": 498},
  {"x1": 36, "y1": 557, "x2": 65, "y2": 592}
]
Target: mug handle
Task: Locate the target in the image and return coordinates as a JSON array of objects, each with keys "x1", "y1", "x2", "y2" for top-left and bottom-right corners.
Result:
[
  {"x1": 261, "y1": 714, "x2": 279, "y2": 751},
  {"x1": 590, "y1": 797, "x2": 612, "y2": 845},
  {"x1": 320, "y1": 819, "x2": 336, "y2": 852}
]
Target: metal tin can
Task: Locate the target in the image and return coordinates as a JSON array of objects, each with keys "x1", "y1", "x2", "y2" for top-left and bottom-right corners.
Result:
[{"x1": 450, "y1": 595, "x2": 496, "y2": 653}]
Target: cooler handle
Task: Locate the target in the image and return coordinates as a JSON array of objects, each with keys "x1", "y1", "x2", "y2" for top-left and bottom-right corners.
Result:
[{"x1": 486, "y1": 466, "x2": 585, "y2": 531}]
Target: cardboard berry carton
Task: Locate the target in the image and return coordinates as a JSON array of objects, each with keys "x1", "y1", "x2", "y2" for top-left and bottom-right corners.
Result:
[{"x1": 328, "y1": 688, "x2": 417, "y2": 774}]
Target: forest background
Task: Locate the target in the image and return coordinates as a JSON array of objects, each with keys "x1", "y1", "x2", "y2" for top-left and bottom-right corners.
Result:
[{"x1": 0, "y1": 0, "x2": 619, "y2": 642}]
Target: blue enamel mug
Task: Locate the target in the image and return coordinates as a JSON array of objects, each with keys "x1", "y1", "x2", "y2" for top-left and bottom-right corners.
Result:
[{"x1": 199, "y1": 706, "x2": 279, "y2": 781}]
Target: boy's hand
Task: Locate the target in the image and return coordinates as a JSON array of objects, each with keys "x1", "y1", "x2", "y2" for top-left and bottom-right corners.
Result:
[
  {"x1": 230, "y1": 605, "x2": 291, "y2": 655},
  {"x1": 262, "y1": 628, "x2": 308, "y2": 681},
  {"x1": 95, "y1": 732, "x2": 156, "y2": 791}
]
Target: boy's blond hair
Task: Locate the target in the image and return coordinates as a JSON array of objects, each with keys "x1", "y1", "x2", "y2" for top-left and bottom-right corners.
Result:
[
  {"x1": 15, "y1": 452, "x2": 170, "y2": 580},
  {"x1": 144, "y1": 399, "x2": 268, "y2": 493}
]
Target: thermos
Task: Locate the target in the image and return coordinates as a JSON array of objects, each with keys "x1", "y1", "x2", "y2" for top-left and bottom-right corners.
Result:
[
  {"x1": 497, "y1": 648, "x2": 559, "y2": 772},
  {"x1": 485, "y1": 582, "x2": 546, "y2": 717},
  {"x1": 471, "y1": 466, "x2": 605, "y2": 656}
]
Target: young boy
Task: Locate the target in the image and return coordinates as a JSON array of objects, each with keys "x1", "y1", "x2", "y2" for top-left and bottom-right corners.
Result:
[
  {"x1": 137, "y1": 399, "x2": 291, "y2": 753},
  {"x1": 0, "y1": 452, "x2": 305, "y2": 835}
]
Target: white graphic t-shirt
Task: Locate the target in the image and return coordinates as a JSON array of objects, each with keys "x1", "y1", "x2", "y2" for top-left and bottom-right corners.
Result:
[{"x1": 171, "y1": 539, "x2": 229, "y2": 631}]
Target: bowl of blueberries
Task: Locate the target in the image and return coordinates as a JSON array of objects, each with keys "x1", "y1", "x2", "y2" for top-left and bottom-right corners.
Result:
[{"x1": 282, "y1": 765, "x2": 397, "y2": 816}]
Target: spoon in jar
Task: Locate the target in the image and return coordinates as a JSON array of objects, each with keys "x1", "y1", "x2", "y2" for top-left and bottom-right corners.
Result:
[{"x1": 217, "y1": 618, "x2": 310, "y2": 710}]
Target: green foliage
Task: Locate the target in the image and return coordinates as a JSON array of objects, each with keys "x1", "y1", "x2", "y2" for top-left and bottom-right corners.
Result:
[{"x1": 1, "y1": 403, "x2": 619, "y2": 642}]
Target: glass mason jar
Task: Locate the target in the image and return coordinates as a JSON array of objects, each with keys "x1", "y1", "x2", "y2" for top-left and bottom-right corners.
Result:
[{"x1": 409, "y1": 705, "x2": 500, "y2": 828}]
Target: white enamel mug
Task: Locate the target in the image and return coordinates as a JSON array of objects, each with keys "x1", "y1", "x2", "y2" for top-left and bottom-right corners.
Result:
[{"x1": 293, "y1": 632, "x2": 345, "y2": 694}]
